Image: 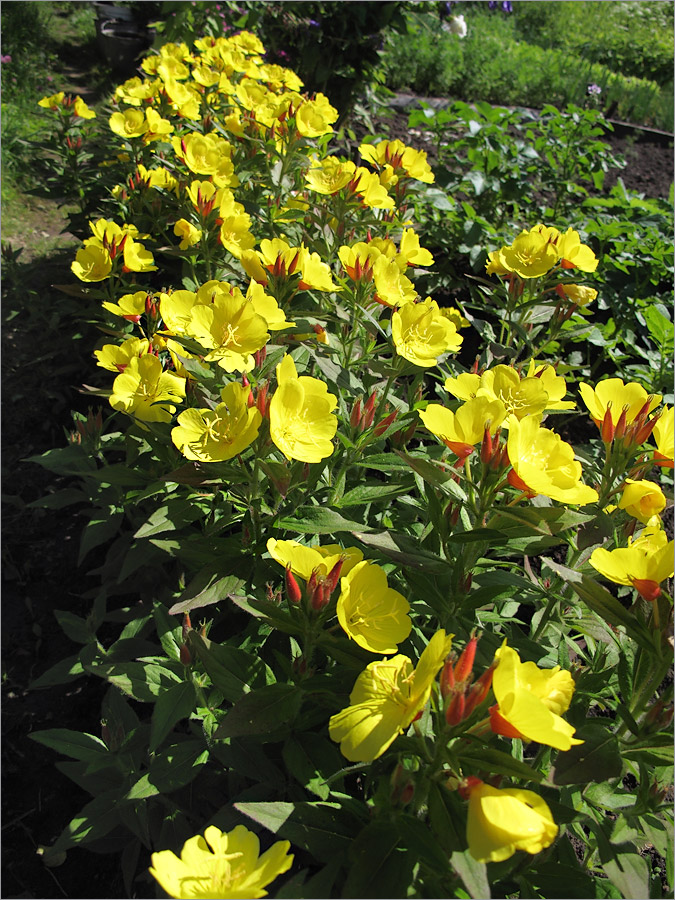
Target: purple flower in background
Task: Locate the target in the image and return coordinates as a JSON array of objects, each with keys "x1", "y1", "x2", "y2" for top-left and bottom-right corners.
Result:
[
  {"x1": 0, "y1": 54, "x2": 12, "y2": 64},
  {"x1": 308, "y1": 18, "x2": 320, "y2": 28},
  {"x1": 587, "y1": 83, "x2": 602, "y2": 95},
  {"x1": 502, "y1": 1, "x2": 513, "y2": 11}
]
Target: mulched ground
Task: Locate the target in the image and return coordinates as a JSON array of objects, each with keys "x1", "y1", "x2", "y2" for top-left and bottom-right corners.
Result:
[{"x1": 2, "y1": 89, "x2": 673, "y2": 899}]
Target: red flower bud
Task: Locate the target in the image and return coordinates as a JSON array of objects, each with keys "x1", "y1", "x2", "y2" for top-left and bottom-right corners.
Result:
[
  {"x1": 285, "y1": 565, "x2": 302, "y2": 604},
  {"x1": 454, "y1": 635, "x2": 478, "y2": 684},
  {"x1": 440, "y1": 657, "x2": 456, "y2": 698},
  {"x1": 350, "y1": 398, "x2": 362, "y2": 428},
  {"x1": 182, "y1": 612, "x2": 192, "y2": 642},
  {"x1": 445, "y1": 692, "x2": 466, "y2": 726},
  {"x1": 632, "y1": 578, "x2": 661, "y2": 603},
  {"x1": 179, "y1": 644, "x2": 192, "y2": 666},
  {"x1": 601, "y1": 407, "x2": 615, "y2": 443},
  {"x1": 362, "y1": 391, "x2": 377, "y2": 428},
  {"x1": 374, "y1": 409, "x2": 397, "y2": 437},
  {"x1": 325, "y1": 557, "x2": 345, "y2": 594}
]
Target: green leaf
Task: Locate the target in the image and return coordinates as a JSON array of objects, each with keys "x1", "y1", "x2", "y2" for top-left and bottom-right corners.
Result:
[
  {"x1": 49, "y1": 789, "x2": 123, "y2": 855},
  {"x1": 342, "y1": 820, "x2": 416, "y2": 899},
  {"x1": 395, "y1": 450, "x2": 467, "y2": 501},
  {"x1": 235, "y1": 801, "x2": 365, "y2": 864},
  {"x1": 214, "y1": 683, "x2": 302, "y2": 740},
  {"x1": 149, "y1": 680, "x2": 196, "y2": 752},
  {"x1": 282, "y1": 734, "x2": 344, "y2": 800},
  {"x1": 355, "y1": 530, "x2": 449, "y2": 571},
  {"x1": 277, "y1": 506, "x2": 375, "y2": 534},
  {"x1": 25, "y1": 445, "x2": 97, "y2": 476},
  {"x1": 450, "y1": 849, "x2": 491, "y2": 900},
  {"x1": 457, "y1": 746, "x2": 544, "y2": 782},
  {"x1": 78, "y1": 512, "x2": 124, "y2": 564},
  {"x1": 591, "y1": 821, "x2": 649, "y2": 900},
  {"x1": 552, "y1": 722, "x2": 622, "y2": 785},
  {"x1": 428, "y1": 782, "x2": 468, "y2": 855},
  {"x1": 168, "y1": 569, "x2": 246, "y2": 615},
  {"x1": 54, "y1": 610, "x2": 94, "y2": 645},
  {"x1": 134, "y1": 500, "x2": 203, "y2": 538},
  {"x1": 29, "y1": 728, "x2": 109, "y2": 762},
  {"x1": 125, "y1": 741, "x2": 209, "y2": 799},
  {"x1": 27, "y1": 488, "x2": 88, "y2": 509},
  {"x1": 187, "y1": 631, "x2": 272, "y2": 702},
  {"x1": 337, "y1": 483, "x2": 410, "y2": 508},
  {"x1": 489, "y1": 506, "x2": 594, "y2": 537},
  {"x1": 29, "y1": 654, "x2": 85, "y2": 689},
  {"x1": 105, "y1": 661, "x2": 183, "y2": 703}
]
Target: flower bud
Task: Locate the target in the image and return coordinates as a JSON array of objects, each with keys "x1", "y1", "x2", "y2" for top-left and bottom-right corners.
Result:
[
  {"x1": 374, "y1": 409, "x2": 397, "y2": 437},
  {"x1": 285, "y1": 565, "x2": 302, "y2": 604},
  {"x1": 454, "y1": 635, "x2": 478, "y2": 684},
  {"x1": 445, "y1": 692, "x2": 466, "y2": 726},
  {"x1": 350, "y1": 398, "x2": 362, "y2": 428},
  {"x1": 182, "y1": 612, "x2": 192, "y2": 642},
  {"x1": 601, "y1": 407, "x2": 615, "y2": 444},
  {"x1": 179, "y1": 643, "x2": 192, "y2": 666}
]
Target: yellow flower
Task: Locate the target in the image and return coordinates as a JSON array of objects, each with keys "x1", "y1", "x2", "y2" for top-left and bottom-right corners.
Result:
[
  {"x1": 652, "y1": 406, "x2": 674, "y2": 467},
  {"x1": 555, "y1": 227, "x2": 598, "y2": 272},
  {"x1": 359, "y1": 139, "x2": 434, "y2": 183},
  {"x1": 122, "y1": 238, "x2": 158, "y2": 273},
  {"x1": 109, "y1": 108, "x2": 148, "y2": 139},
  {"x1": 159, "y1": 289, "x2": 199, "y2": 334},
  {"x1": 297, "y1": 248, "x2": 339, "y2": 292},
  {"x1": 392, "y1": 298, "x2": 462, "y2": 367},
  {"x1": 171, "y1": 383, "x2": 261, "y2": 462},
  {"x1": 295, "y1": 93, "x2": 338, "y2": 137},
  {"x1": 110, "y1": 355, "x2": 185, "y2": 422},
  {"x1": 71, "y1": 244, "x2": 112, "y2": 282},
  {"x1": 465, "y1": 781, "x2": 558, "y2": 863},
  {"x1": 269, "y1": 355, "x2": 338, "y2": 463},
  {"x1": 507, "y1": 415, "x2": 598, "y2": 505},
  {"x1": 525, "y1": 361, "x2": 576, "y2": 410},
  {"x1": 149, "y1": 824, "x2": 293, "y2": 899},
  {"x1": 336, "y1": 560, "x2": 412, "y2": 654},
  {"x1": 186, "y1": 291, "x2": 269, "y2": 372},
  {"x1": 497, "y1": 231, "x2": 559, "y2": 279},
  {"x1": 338, "y1": 242, "x2": 381, "y2": 282},
  {"x1": 420, "y1": 396, "x2": 505, "y2": 458},
  {"x1": 398, "y1": 228, "x2": 434, "y2": 268},
  {"x1": 94, "y1": 337, "x2": 150, "y2": 371},
  {"x1": 618, "y1": 479, "x2": 666, "y2": 524},
  {"x1": 143, "y1": 107, "x2": 174, "y2": 142},
  {"x1": 73, "y1": 96, "x2": 96, "y2": 119},
  {"x1": 103, "y1": 290, "x2": 148, "y2": 321},
  {"x1": 578, "y1": 378, "x2": 661, "y2": 427},
  {"x1": 267, "y1": 539, "x2": 363, "y2": 583},
  {"x1": 350, "y1": 167, "x2": 395, "y2": 210},
  {"x1": 445, "y1": 365, "x2": 551, "y2": 420},
  {"x1": 372, "y1": 256, "x2": 417, "y2": 308},
  {"x1": 558, "y1": 283, "x2": 598, "y2": 307},
  {"x1": 174, "y1": 219, "x2": 202, "y2": 250},
  {"x1": 489, "y1": 642, "x2": 582, "y2": 750},
  {"x1": 589, "y1": 525, "x2": 674, "y2": 601},
  {"x1": 305, "y1": 156, "x2": 356, "y2": 194},
  {"x1": 329, "y1": 630, "x2": 453, "y2": 761},
  {"x1": 172, "y1": 132, "x2": 235, "y2": 186},
  {"x1": 38, "y1": 91, "x2": 66, "y2": 110}
]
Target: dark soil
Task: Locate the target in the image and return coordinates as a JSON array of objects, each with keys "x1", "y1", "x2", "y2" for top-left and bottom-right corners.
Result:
[{"x1": 2, "y1": 88, "x2": 673, "y2": 900}]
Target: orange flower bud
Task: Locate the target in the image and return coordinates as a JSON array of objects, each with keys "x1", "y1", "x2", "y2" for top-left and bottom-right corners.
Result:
[
  {"x1": 285, "y1": 565, "x2": 302, "y2": 604},
  {"x1": 454, "y1": 635, "x2": 478, "y2": 684}
]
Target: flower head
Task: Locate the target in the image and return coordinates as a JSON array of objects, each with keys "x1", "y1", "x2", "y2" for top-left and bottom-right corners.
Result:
[
  {"x1": 329, "y1": 630, "x2": 453, "y2": 761},
  {"x1": 392, "y1": 298, "x2": 462, "y2": 367},
  {"x1": 465, "y1": 780, "x2": 558, "y2": 863},
  {"x1": 336, "y1": 560, "x2": 412, "y2": 654},
  {"x1": 149, "y1": 824, "x2": 293, "y2": 899},
  {"x1": 269, "y1": 355, "x2": 337, "y2": 463},
  {"x1": 171, "y1": 383, "x2": 262, "y2": 462},
  {"x1": 420, "y1": 396, "x2": 505, "y2": 458},
  {"x1": 110, "y1": 355, "x2": 185, "y2": 422},
  {"x1": 589, "y1": 526, "x2": 674, "y2": 601},
  {"x1": 618, "y1": 479, "x2": 666, "y2": 525},
  {"x1": 507, "y1": 415, "x2": 598, "y2": 505},
  {"x1": 489, "y1": 642, "x2": 582, "y2": 750},
  {"x1": 267, "y1": 539, "x2": 363, "y2": 583},
  {"x1": 652, "y1": 406, "x2": 674, "y2": 467},
  {"x1": 579, "y1": 378, "x2": 661, "y2": 428}
]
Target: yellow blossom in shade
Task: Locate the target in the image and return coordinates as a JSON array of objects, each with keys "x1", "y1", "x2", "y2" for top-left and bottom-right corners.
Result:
[
  {"x1": 171, "y1": 383, "x2": 261, "y2": 462},
  {"x1": 359, "y1": 139, "x2": 434, "y2": 183},
  {"x1": 269, "y1": 355, "x2": 338, "y2": 463},
  {"x1": 94, "y1": 337, "x2": 150, "y2": 372},
  {"x1": 559, "y1": 283, "x2": 598, "y2": 307},
  {"x1": 589, "y1": 526, "x2": 674, "y2": 600},
  {"x1": 618, "y1": 479, "x2": 666, "y2": 524},
  {"x1": 122, "y1": 238, "x2": 158, "y2": 273},
  {"x1": 164, "y1": 78, "x2": 202, "y2": 120},
  {"x1": 392, "y1": 298, "x2": 462, "y2": 367},
  {"x1": 372, "y1": 256, "x2": 417, "y2": 308},
  {"x1": 338, "y1": 242, "x2": 381, "y2": 282},
  {"x1": 336, "y1": 560, "x2": 412, "y2": 654},
  {"x1": 109, "y1": 108, "x2": 148, "y2": 139},
  {"x1": 295, "y1": 93, "x2": 338, "y2": 137},
  {"x1": 246, "y1": 281, "x2": 295, "y2": 331},
  {"x1": 297, "y1": 248, "x2": 339, "y2": 292},
  {"x1": 159, "y1": 290, "x2": 199, "y2": 334},
  {"x1": 329, "y1": 630, "x2": 453, "y2": 762},
  {"x1": 525, "y1": 361, "x2": 576, "y2": 410},
  {"x1": 652, "y1": 406, "x2": 674, "y2": 467},
  {"x1": 266, "y1": 538, "x2": 363, "y2": 583},
  {"x1": 578, "y1": 378, "x2": 662, "y2": 427},
  {"x1": 114, "y1": 76, "x2": 159, "y2": 106},
  {"x1": 143, "y1": 107, "x2": 174, "y2": 142},
  {"x1": 439, "y1": 305, "x2": 470, "y2": 331},
  {"x1": 219, "y1": 214, "x2": 256, "y2": 259},
  {"x1": 38, "y1": 91, "x2": 66, "y2": 110},
  {"x1": 497, "y1": 231, "x2": 560, "y2": 278},
  {"x1": 507, "y1": 415, "x2": 598, "y2": 505},
  {"x1": 103, "y1": 290, "x2": 148, "y2": 321},
  {"x1": 350, "y1": 167, "x2": 395, "y2": 210},
  {"x1": 465, "y1": 782, "x2": 558, "y2": 863},
  {"x1": 398, "y1": 228, "x2": 435, "y2": 268},
  {"x1": 555, "y1": 227, "x2": 598, "y2": 272},
  {"x1": 305, "y1": 156, "x2": 357, "y2": 194},
  {"x1": 186, "y1": 291, "x2": 269, "y2": 372},
  {"x1": 149, "y1": 824, "x2": 293, "y2": 900},
  {"x1": 157, "y1": 56, "x2": 191, "y2": 82},
  {"x1": 443, "y1": 373, "x2": 481, "y2": 401},
  {"x1": 490, "y1": 642, "x2": 582, "y2": 750},
  {"x1": 137, "y1": 164, "x2": 179, "y2": 194},
  {"x1": 174, "y1": 219, "x2": 202, "y2": 250},
  {"x1": 73, "y1": 96, "x2": 96, "y2": 119},
  {"x1": 485, "y1": 249, "x2": 511, "y2": 276},
  {"x1": 71, "y1": 244, "x2": 112, "y2": 282},
  {"x1": 110, "y1": 355, "x2": 185, "y2": 422},
  {"x1": 420, "y1": 396, "x2": 506, "y2": 458}
]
